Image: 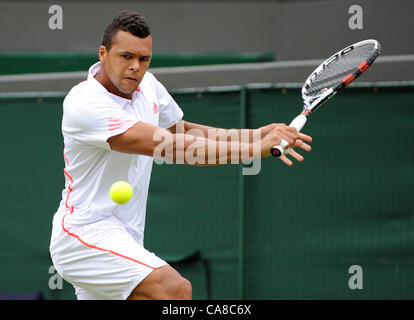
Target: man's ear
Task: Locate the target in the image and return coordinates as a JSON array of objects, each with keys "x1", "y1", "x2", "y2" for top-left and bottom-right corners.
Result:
[{"x1": 98, "y1": 45, "x2": 107, "y2": 63}]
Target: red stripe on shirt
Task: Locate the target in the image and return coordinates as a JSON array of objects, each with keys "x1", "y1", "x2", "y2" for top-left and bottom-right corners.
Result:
[{"x1": 60, "y1": 148, "x2": 156, "y2": 270}]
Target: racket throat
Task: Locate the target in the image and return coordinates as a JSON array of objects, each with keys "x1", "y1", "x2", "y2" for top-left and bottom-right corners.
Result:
[{"x1": 301, "y1": 109, "x2": 313, "y2": 116}]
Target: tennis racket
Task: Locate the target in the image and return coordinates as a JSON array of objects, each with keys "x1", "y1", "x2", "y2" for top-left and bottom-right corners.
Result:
[{"x1": 271, "y1": 39, "x2": 381, "y2": 158}]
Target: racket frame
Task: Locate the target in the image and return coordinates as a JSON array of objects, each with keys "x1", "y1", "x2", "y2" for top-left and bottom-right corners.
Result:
[
  {"x1": 270, "y1": 39, "x2": 381, "y2": 158},
  {"x1": 301, "y1": 39, "x2": 381, "y2": 116}
]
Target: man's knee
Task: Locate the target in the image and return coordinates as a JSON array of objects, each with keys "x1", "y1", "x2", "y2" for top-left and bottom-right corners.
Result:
[
  {"x1": 128, "y1": 265, "x2": 192, "y2": 300},
  {"x1": 178, "y1": 277, "x2": 192, "y2": 300},
  {"x1": 160, "y1": 271, "x2": 192, "y2": 299}
]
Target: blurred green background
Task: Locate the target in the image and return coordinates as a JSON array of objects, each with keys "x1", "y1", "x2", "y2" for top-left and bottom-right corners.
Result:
[{"x1": 1, "y1": 83, "x2": 413, "y2": 299}]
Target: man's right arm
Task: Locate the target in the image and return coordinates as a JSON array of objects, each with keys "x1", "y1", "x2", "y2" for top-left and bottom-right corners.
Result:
[{"x1": 107, "y1": 121, "x2": 311, "y2": 166}]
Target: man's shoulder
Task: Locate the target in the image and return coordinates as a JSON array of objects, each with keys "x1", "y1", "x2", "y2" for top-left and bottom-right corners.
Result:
[
  {"x1": 141, "y1": 71, "x2": 171, "y2": 99},
  {"x1": 64, "y1": 80, "x2": 112, "y2": 107},
  {"x1": 143, "y1": 70, "x2": 156, "y2": 82},
  {"x1": 141, "y1": 71, "x2": 161, "y2": 89}
]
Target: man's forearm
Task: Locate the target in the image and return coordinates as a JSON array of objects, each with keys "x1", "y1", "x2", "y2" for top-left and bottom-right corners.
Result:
[
  {"x1": 153, "y1": 132, "x2": 258, "y2": 165},
  {"x1": 176, "y1": 120, "x2": 262, "y2": 143}
]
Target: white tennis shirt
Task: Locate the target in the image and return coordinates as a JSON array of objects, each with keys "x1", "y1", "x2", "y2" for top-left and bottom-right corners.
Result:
[{"x1": 57, "y1": 62, "x2": 183, "y2": 245}]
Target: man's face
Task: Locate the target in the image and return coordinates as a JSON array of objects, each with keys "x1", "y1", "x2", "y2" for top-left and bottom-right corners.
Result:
[{"x1": 100, "y1": 30, "x2": 152, "y2": 95}]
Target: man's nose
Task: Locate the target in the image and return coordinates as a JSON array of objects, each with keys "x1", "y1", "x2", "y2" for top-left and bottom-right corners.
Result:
[{"x1": 129, "y1": 59, "x2": 139, "y2": 71}]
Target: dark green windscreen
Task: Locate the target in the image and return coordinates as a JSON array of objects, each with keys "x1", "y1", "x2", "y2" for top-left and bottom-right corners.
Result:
[{"x1": 0, "y1": 84, "x2": 413, "y2": 299}]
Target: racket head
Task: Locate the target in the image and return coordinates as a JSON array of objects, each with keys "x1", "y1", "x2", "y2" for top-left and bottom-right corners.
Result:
[{"x1": 301, "y1": 39, "x2": 381, "y2": 115}]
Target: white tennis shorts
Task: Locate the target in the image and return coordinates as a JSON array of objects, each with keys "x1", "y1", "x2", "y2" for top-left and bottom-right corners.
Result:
[{"x1": 49, "y1": 211, "x2": 167, "y2": 300}]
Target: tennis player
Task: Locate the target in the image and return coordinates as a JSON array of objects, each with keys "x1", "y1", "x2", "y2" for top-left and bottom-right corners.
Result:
[{"x1": 49, "y1": 11, "x2": 312, "y2": 300}]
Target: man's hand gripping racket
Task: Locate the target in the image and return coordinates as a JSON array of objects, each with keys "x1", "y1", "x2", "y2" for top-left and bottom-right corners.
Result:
[{"x1": 271, "y1": 39, "x2": 381, "y2": 159}]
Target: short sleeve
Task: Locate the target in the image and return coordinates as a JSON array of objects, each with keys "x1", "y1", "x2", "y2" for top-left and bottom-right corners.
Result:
[
  {"x1": 155, "y1": 78, "x2": 184, "y2": 129},
  {"x1": 63, "y1": 96, "x2": 140, "y2": 150}
]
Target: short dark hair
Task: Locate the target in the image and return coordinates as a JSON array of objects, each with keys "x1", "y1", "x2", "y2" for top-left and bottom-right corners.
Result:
[{"x1": 101, "y1": 11, "x2": 151, "y2": 51}]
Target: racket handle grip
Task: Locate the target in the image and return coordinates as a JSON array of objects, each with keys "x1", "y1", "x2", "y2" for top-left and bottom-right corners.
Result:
[
  {"x1": 289, "y1": 114, "x2": 307, "y2": 132},
  {"x1": 270, "y1": 115, "x2": 308, "y2": 158}
]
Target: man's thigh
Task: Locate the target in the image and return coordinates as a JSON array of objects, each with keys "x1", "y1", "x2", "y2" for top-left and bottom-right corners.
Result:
[{"x1": 50, "y1": 214, "x2": 167, "y2": 300}]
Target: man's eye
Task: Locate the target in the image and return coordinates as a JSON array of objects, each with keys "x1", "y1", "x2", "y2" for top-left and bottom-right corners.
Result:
[{"x1": 121, "y1": 54, "x2": 131, "y2": 59}]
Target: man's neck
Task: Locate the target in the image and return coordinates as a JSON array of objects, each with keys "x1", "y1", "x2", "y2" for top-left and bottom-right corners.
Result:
[{"x1": 94, "y1": 69, "x2": 132, "y2": 100}]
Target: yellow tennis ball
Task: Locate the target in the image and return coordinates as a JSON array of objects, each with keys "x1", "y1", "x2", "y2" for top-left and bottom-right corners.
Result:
[{"x1": 109, "y1": 181, "x2": 133, "y2": 204}]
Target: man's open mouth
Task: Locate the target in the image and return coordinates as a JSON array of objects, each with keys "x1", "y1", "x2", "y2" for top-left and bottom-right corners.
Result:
[{"x1": 124, "y1": 76, "x2": 138, "y2": 82}]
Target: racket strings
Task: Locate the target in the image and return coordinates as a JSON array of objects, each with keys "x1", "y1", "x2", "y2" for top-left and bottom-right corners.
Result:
[{"x1": 305, "y1": 45, "x2": 376, "y2": 97}]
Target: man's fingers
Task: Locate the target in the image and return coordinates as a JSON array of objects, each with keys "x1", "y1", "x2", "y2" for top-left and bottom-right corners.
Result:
[
  {"x1": 268, "y1": 127, "x2": 312, "y2": 162},
  {"x1": 272, "y1": 127, "x2": 297, "y2": 147},
  {"x1": 298, "y1": 132, "x2": 312, "y2": 143},
  {"x1": 288, "y1": 149, "x2": 304, "y2": 162},
  {"x1": 294, "y1": 140, "x2": 312, "y2": 152},
  {"x1": 278, "y1": 139, "x2": 310, "y2": 165},
  {"x1": 279, "y1": 154, "x2": 293, "y2": 166},
  {"x1": 279, "y1": 149, "x2": 304, "y2": 165},
  {"x1": 277, "y1": 128, "x2": 312, "y2": 149}
]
